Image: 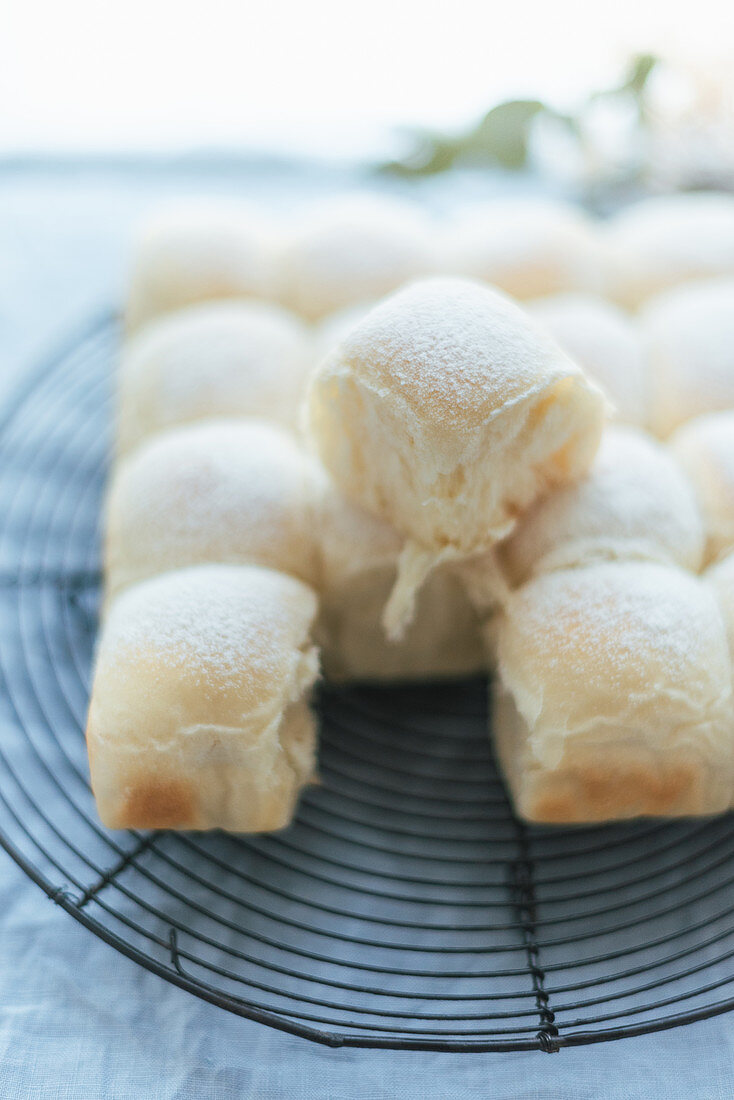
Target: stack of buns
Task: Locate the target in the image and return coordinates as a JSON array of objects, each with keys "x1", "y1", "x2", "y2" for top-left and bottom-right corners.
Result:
[{"x1": 86, "y1": 191, "x2": 734, "y2": 832}]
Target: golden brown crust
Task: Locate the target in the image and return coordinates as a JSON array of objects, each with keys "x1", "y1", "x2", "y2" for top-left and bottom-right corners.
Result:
[
  {"x1": 120, "y1": 776, "x2": 199, "y2": 831},
  {"x1": 521, "y1": 752, "x2": 704, "y2": 824}
]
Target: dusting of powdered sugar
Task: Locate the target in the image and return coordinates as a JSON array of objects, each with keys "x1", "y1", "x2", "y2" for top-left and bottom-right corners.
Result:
[
  {"x1": 501, "y1": 426, "x2": 705, "y2": 583},
  {"x1": 127, "y1": 202, "x2": 283, "y2": 319},
  {"x1": 106, "y1": 419, "x2": 323, "y2": 586},
  {"x1": 338, "y1": 277, "x2": 584, "y2": 432},
  {"x1": 279, "y1": 196, "x2": 436, "y2": 320},
  {"x1": 529, "y1": 293, "x2": 648, "y2": 426},
  {"x1": 503, "y1": 561, "x2": 721, "y2": 703},
  {"x1": 104, "y1": 564, "x2": 317, "y2": 691},
  {"x1": 119, "y1": 300, "x2": 313, "y2": 448},
  {"x1": 445, "y1": 198, "x2": 602, "y2": 297}
]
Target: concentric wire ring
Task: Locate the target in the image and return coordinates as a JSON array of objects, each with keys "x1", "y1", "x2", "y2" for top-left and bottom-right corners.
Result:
[{"x1": 0, "y1": 312, "x2": 734, "y2": 1052}]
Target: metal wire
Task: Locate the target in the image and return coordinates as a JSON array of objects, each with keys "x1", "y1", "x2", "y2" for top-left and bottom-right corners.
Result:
[{"x1": 1, "y1": 314, "x2": 734, "y2": 1053}]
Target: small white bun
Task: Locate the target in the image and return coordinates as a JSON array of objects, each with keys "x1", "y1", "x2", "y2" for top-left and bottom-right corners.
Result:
[
  {"x1": 307, "y1": 277, "x2": 606, "y2": 637},
  {"x1": 670, "y1": 411, "x2": 734, "y2": 565},
  {"x1": 640, "y1": 278, "x2": 734, "y2": 438},
  {"x1": 499, "y1": 426, "x2": 705, "y2": 586},
  {"x1": 529, "y1": 293, "x2": 648, "y2": 427},
  {"x1": 315, "y1": 480, "x2": 485, "y2": 681},
  {"x1": 606, "y1": 192, "x2": 734, "y2": 308},
  {"x1": 87, "y1": 564, "x2": 320, "y2": 831},
  {"x1": 276, "y1": 196, "x2": 435, "y2": 321},
  {"x1": 313, "y1": 301, "x2": 376, "y2": 363},
  {"x1": 707, "y1": 551, "x2": 734, "y2": 662},
  {"x1": 125, "y1": 201, "x2": 280, "y2": 332},
  {"x1": 117, "y1": 300, "x2": 314, "y2": 456},
  {"x1": 104, "y1": 419, "x2": 324, "y2": 601},
  {"x1": 493, "y1": 561, "x2": 734, "y2": 823},
  {"x1": 445, "y1": 198, "x2": 605, "y2": 300}
]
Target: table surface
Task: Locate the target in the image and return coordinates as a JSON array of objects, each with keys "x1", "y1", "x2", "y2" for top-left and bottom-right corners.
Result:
[{"x1": 1, "y1": 158, "x2": 733, "y2": 1100}]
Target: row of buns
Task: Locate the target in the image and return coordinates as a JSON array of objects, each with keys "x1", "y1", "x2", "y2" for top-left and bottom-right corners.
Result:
[
  {"x1": 86, "y1": 195, "x2": 734, "y2": 830},
  {"x1": 121, "y1": 277, "x2": 734, "y2": 454},
  {"x1": 126, "y1": 192, "x2": 734, "y2": 328}
]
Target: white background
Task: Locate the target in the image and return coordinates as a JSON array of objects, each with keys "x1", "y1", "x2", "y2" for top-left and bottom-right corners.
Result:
[{"x1": 1, "y1": 0, "x2": 731, "y2": 157}]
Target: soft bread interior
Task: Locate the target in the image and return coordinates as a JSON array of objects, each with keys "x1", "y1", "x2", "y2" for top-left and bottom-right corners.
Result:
[
  {"x1": 314, "y1": 477, "x2": 485, "y2": 680},
  {"x1": 317, "y1": 561, "x2": 485, "y2": 682}
]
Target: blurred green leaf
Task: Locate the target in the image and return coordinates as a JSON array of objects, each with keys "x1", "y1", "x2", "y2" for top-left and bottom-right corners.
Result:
[
  {"x1": 377, "y1": 54, "x2": 658, "y2": 179},
  {"x1": 590, "y1": 53, "x2": 658, "y2": 107},
  {"x1": 380, "y1": 99, "x2": 550, "y2": 176},
  {"x1": 621, "y1": 53, "x2": 658, "y2": 97},
  {"x1": 467, "y1": 100, "x2": 545, "y2": 168}
]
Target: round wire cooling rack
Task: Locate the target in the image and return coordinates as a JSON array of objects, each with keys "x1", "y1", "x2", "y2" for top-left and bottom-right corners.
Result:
[{"x1": 1, "y1": 313, "x2": 734, "y2": 1054}]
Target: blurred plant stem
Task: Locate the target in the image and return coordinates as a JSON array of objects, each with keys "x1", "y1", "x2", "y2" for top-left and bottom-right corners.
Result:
[{"x1": 377, "y1": 54, "x2": 657, "y2": 185}]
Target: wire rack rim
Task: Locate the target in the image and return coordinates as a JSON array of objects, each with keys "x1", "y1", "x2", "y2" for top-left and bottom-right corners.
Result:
[
  {"x1": 3, "y1": 310, "x2": 734, "y2": 1054},
  {"x1": 4, "y1": 827, "x2": 734, "y2": 1054}
]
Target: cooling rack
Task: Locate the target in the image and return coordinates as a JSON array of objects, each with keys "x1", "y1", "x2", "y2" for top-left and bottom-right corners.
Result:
[{"x1": 1, "y1": 312, "x2": 734, "y2": 1054}]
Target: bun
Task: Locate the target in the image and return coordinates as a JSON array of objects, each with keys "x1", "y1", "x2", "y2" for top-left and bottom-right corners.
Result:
[
  {"x1": 125, "y1": 202, "x2": 280, "y2": 332},
  {"x1": 606, "y1": 193, "x2": 734, "y2": 307},
  {"x1": 707, "y1": 552, "x2": 734, "y2": 662},
  {"x1": 87, "y1": 565, "x2": 320, "y2": 831},
  {"x1": 314, "y1": 301, "x2": 376, "y2": 362},
  {"x1": 117, "y1": 300, "x2": 313, "y2": 455},
  {"x1": 307, "y1": 277, "x2": 606, "y2": 637},
  {"x1": 104, "y1": 420, "x2": 323, "y2": 600},
  {"x1": 671, "y1": 410, "x2": 734, "y2": 564},
  {"x1": 277, "y1": 197, "x2": 435, "y2": 321},
  {"x1": 446, "y1": 198, "x2": 604, "y2": 300},
  {"x1": 499, "y1": 426, "x2": 705, "y2": 586},
  {"x1": 529, "y1": 293, "x2": 648, "y2": 427},
  {"x1": 493, "y1": 561, "x2": 734, "y2": 823},
  {"x1": 641, "y1": 278, "x2": 734, "y2": 437}
]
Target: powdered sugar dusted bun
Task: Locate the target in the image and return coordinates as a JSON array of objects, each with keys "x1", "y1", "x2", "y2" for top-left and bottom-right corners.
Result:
[
  {"x1": 125, "y1": 202, "x2": 280, "y2": 332},
  {"x1": 671, "y1": 411, "x2": 734, "y2": 565},
  {"x1": 493, "y1": 561, "x2": 734, "y2": 823},
  {"x1": 499, "y1": 426, "x2": 705, "y2": 586},
  {"x1": 87, "y1": 564, "x2": 320, "y2": 831},
  {"x1": 707, "y1": 552, "x2": 734, "y2": 663},
  {"x1": 104, "y1": 420, "x2": 324, "y2": 600},
  {"x1": 315, "y1": 481, "x2": 485, "y2": 681},
  {"x1": 606, "y1": 192, "x2": 734, "y2": 308},
  {"x1": 641, "y1": 278, "x2": 734, "y2": 438},
  {"x1": 529, "y1": 293, "x2": 648, "y2": 427},
  {"x1": 307, "y1": 277, "x2": 606, "y2": 638},
  {"x1": 276, "y1": 197, "x2": 435, "y2": 321},
  {"x1": 117, "y1": 300, "x2": 314, "y2": 455},
  {"x1": 446, "y1": 198, "x2": 605, "y2": 300}
]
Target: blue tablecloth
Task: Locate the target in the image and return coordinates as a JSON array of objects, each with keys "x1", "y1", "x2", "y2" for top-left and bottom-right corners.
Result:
[{"x1": 1, "y1": 158, "x2": 732, "y2": 1099}]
